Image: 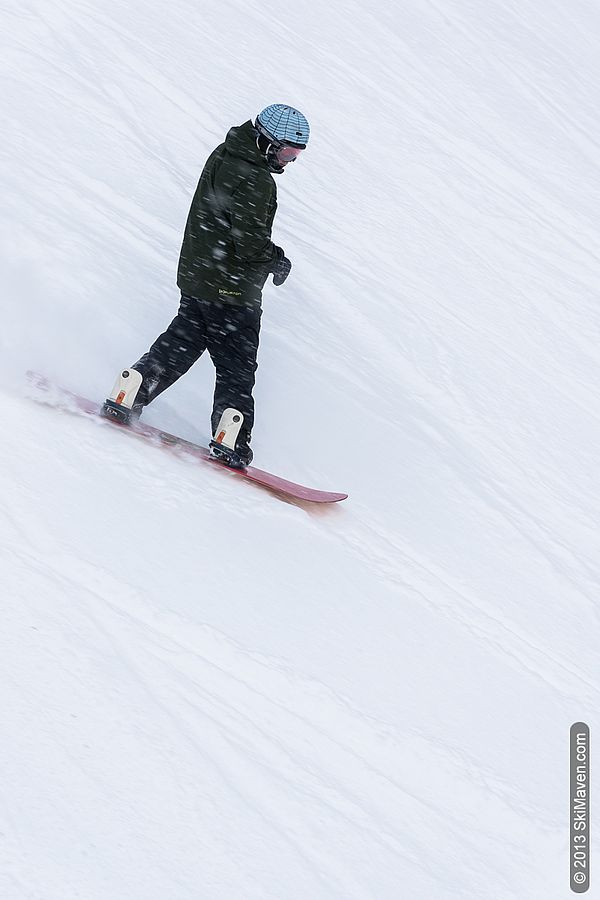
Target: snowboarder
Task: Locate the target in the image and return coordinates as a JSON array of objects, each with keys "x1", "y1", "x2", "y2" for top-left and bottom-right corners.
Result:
[{"x1": 102, "y1": 103, "x2": 310, "y2": 467}]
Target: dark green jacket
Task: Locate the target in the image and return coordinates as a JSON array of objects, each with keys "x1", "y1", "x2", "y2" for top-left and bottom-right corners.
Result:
[{"x1": 177, "y1": 121, "x2": 278, "y2": 305}]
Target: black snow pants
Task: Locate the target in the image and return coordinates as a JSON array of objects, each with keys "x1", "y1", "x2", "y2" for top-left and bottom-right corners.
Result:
[{"x1": 132, "y1": 293, "x2": 261, "y2": 448}]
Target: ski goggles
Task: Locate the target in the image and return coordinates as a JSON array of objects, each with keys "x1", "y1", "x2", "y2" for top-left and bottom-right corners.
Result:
[{"x1": 273, "y1": 143, "x2": 304, "y2": 165}]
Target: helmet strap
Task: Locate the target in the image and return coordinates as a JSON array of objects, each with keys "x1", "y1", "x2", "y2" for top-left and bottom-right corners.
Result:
[{"x1": 256, "y1": 132, "x2": 284, "y2": 174}]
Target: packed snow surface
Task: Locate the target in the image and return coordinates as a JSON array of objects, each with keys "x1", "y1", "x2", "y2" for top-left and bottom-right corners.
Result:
[{"x1": 2, "y1": 0, "x2": 599, "y2": 897}]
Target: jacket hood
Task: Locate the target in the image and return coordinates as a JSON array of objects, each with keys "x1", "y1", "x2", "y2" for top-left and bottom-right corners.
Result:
[{"x1": 224, "y1": 120, "x2": 265, "y2": 167}]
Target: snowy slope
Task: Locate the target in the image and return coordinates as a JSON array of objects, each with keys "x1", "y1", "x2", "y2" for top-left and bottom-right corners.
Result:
[{"x1": 2, "y1": 0, "x2": 600, "y2": 897}]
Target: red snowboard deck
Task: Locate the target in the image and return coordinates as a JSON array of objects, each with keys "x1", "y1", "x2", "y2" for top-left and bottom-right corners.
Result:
[{"x1": 27, "y1": 372, "x2": 348, "y2": 504}]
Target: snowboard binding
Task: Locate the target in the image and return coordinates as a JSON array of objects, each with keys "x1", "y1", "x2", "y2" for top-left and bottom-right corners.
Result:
[
  {"x1": 101, "y1": 368, "x2": 143, "y2": 425},
  {"x1": 209, "y1": 408, "x2": 252, "y2": 469}
]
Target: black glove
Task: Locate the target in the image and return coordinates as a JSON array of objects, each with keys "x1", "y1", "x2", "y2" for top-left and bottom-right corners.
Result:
[{"x1": 272, "y1": 245, "x2": 292, "y2": 286}]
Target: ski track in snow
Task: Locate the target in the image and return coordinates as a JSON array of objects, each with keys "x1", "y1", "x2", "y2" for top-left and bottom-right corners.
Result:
[{"x1": 2, "y1": 0, "x2": 600, "y2": 897}]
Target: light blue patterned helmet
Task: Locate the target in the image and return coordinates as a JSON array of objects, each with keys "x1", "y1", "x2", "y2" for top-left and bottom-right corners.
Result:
[{"x1": 256, "y1": 104, "x2": 310, "y2": 148}]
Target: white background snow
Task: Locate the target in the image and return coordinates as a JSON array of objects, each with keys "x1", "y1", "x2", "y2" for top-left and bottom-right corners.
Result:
[{"x1": 2, "y1": 0, "x2": 599, "y2": 897}]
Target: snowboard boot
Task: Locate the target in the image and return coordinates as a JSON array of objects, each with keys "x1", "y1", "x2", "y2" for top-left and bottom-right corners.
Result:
[
  {"x1": 101, "y1": 368, "x2": 145, "y2": 425},
  {"x1": 209, "y1": 408, "x2": 253, "y2": 469}
]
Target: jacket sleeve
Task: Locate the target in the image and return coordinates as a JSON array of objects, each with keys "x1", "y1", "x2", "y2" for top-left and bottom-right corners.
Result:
[{"x1": 229, "y1": 171, "x2": 277, "y2": 266}]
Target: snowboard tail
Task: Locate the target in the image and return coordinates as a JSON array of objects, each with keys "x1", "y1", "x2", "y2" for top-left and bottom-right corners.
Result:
[{"x1": 26, "y1": 371, "x2": 348, "y2": 504}]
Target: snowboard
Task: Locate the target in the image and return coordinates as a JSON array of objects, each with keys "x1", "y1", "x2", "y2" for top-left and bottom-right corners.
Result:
[{"x1": 26, "y1": 372, "x2": 348, "y2": 504}]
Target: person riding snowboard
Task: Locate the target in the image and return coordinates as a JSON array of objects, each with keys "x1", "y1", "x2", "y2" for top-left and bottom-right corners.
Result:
[{"x1": 102, "y1": 103, "x2": 310, "y2": 467}]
